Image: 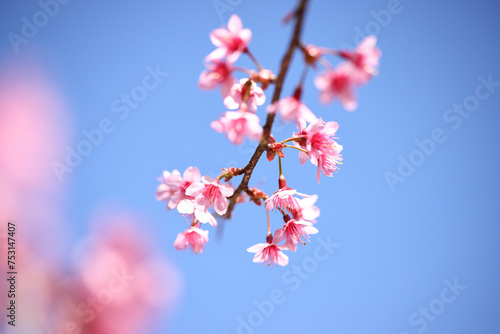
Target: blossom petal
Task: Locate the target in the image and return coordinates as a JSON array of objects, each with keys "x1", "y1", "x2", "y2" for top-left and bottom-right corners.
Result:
[
  {"x1": 227, "y1": 14, "x2": 242, "y2": 33},
  {"x1": 183, "y1": 166, "x2": 201, "y2": 182},
  {"x1": 213, "y1": 194, "x2": 228, "y2": 215},
  {"x1": 185, "y1": 182, "x2": 205, "y2": 197},
  {"x1": 247, "y1": 243, "x2": 267, "y2": 253},
  {"x1": 218, "y1": 183, "x2": 234, "y2": 197},
  {"x1": 205, "y1": 47, "x2": 227, "y2": 62},
  {"x1": 277, "y1": 251, "x2": 289, "y2": 266},
  {"x1": 177, "y1": 199, "x2": 195, "y2": 214}
]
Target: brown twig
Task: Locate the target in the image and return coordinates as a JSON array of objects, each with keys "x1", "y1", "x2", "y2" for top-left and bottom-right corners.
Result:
[{"x1": 224, "y1": 0, "x2": 309, "y2": 219}]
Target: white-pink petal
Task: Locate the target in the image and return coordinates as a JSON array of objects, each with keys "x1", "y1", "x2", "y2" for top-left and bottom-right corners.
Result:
[
  {"x1": 213, "y1": 195, "x2": 228, "y2": 215},
  {"x1": 185, "y1": 182, "x2": 205, "y2": 197},
  {"x1": 218, "y1": 183, "x2": 234, "y2": 197},
  {"x1": 227, "y1": 14, "x2": 242, "y2": 33},
  {"x1": 247, "y1": 243, "x2": 267, "y2": 253},
  {"x1": 183, "y1": 166, "x2": 201, "y2": 182},
  {"x1": 176, "y1": 199, "x2": 196, "y2": 214}
]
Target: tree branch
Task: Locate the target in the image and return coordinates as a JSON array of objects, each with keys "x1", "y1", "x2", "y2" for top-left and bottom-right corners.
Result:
[{"x1": 224, "y1": 0, "x2": 309, "y2": 219}]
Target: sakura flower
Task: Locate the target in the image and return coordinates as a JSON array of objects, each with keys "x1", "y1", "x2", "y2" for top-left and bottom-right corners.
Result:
[
  {"x1": 185, "y1": 176, "x2": 234, "y2": 215},
  {"x1": 177, "y1": 199, "x2": 218, "y2": 226},
  {"x1": 247, "y1": 241, "x2": 289, "y2": 267},
  {"x1": 174, "y1": 225, "x2": 209, "y2": 253},
  {"x1": 274, "y1": 217, "x2": 318, "y2": 252},
  {"x1": 267, "y1": 96, "x2": 317, "y2": 124},
  {"x1": 224, "y1": 79, "x2": 265, "y2": 113},
  {"x1": 295, "y1": 118, "x2": 340, "y2": 163},
  {"x1": 198, "y1": 59, "x2": 235, "y2": 98},
  {"x1": 211, "y1": 110, "x2": 263, "y2": 145},
  {"x1": 160, "y1": 166, "x2": 202, "y2": 209},
  {"x1": 206, "y1": 14, "x2": 252, "y2": 64},
  {"x1": 265, "y1": 186, "x2": 300, "y2": 214},
  {"x1": 339, "y1": 35, "x2": 381, "y2": 82},
  {"x1": 295, "y1": 118, "x2": 343, "y2": 183},
  {"x1": 314, "y1": 63, "x2": 359, "y2": 111}
]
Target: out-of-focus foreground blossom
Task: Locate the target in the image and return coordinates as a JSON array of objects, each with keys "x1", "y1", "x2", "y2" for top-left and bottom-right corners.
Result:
[
  {"x1": 64, "y1": 215, "x2": 183, "y2": 334},
  {"x1": 0, "y1": 59, "x2": 69, "y2": 226},
  {"x1": 0, "y1": 58, "x2": 182, "y2": 333}
]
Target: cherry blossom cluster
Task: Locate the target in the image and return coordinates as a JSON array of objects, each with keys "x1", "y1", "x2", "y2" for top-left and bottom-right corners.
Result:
[
  {"x1": 157, "y1": 9, "x2": 380, "y2": 267},
  {"x1": 156, "y1": 166, "x2": 234, "y2": 253}
]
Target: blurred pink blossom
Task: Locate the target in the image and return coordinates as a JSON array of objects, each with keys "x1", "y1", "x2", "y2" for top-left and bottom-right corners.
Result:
[
  {"x1": 211, "y1": 110, "x2": 263, "y2": 145},
  {"x1": 224, "y1": 78, "x2": 265, "y2": 113},
  {"x1": 198, "y1": 59, "x2": 235, "y2": 98},
  {"x1": 314, "y1": 63, "x2": 359, "y2": 110},
  {"x1": 340, "y1": 35, "x2": 381, "y2": 80},
  {"x1": 206, "y1": 14, "x2": 252, "y2": 63}
]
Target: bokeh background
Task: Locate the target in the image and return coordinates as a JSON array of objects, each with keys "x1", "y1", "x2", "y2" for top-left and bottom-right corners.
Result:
[{"x1": 1, "y1": 0, "x2": 500, "y2": 333}]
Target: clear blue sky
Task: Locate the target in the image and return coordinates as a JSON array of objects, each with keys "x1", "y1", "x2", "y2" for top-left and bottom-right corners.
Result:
[{"x1": 1, "y1": 0, "x2": 500, "y2": 333}]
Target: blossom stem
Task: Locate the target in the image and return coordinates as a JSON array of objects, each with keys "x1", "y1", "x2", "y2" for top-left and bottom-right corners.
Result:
[
  {"x1": 318, "y1": 56, "x2": 334, "y2": 71},
  {"x1": 283, "y1": 144, "x2": 308, "y2": 154},
  {"x1": 224, "y1": 0, "x2": 309, "y2": 219},
  {"x1": 245, "y1": 48, "x2": 263, "y2": 71},
  {"x1": 299, "y1": 65, "x2": 309, "y2": 86},
  {"x1": 278, "y1": 156, "x2": 283, "y2": 177},
  {"x1": 267, "y1": 210, "x2": 271, "y2": 235},
  {"x1": 319, "y1": 47, "x2": 341, "y2": 56},
  {"x1": 280, "y1": 135, "x2": 306, "y2": 144},
  {"x1": 233, "y1": 66, "x2": 255, "y2": 75}
]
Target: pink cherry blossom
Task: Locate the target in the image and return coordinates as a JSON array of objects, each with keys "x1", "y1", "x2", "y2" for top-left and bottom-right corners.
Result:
[
  {"x1": 247, "y1": 242, "x2": 289, "y2": 267},
  {"x1": 185, "y1": 176, "x2": 234, "y2": 215},
  {"x1": 174, "y1": 225, "x2": 209, "y2": 253},
  {"x1": 206, "y1": 14, "x2": 252, "y2": 64},
  {"x1": 295, "y1": 118, "x2": 340, "y2": 162},
  {"x1": 211, "y1": 110, "x2": 263, "y2": 145},
  {"x1": 267, "y1": 96, "x2": 318, "y2": 124},
  {"x1": 265, "y1": 187, "x2": 301, "y2": 214},
  {"x1": 340, "y1": 35, "x2": 381, "y2": 82},
  {"x1": 198, "y1": 59, "x2": 235, "y2": 98},
  {"x1": 159, "y1": 166, "x2": 201, "y2": 209},
  {"x1": 295, "y1": 118, "x2": 343, "y2": 182},
  {"x1": 274, "y1": 217, "x2": 318, "y2": 252},
  {"x1": 224, "y1": 78, "x2": 266, "y2": 113},
  {"x1": 314, "y1": 63, "x2": 359, "y2": 111}
]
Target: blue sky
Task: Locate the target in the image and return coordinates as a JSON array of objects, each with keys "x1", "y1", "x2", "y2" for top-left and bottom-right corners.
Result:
[{"x1": 1, "y1": 0, "x2": 500, "y2": 333}]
